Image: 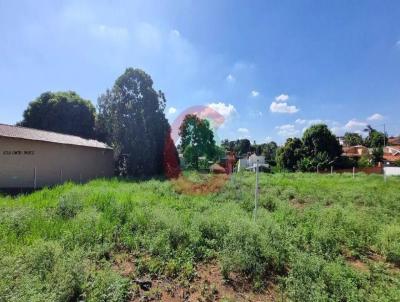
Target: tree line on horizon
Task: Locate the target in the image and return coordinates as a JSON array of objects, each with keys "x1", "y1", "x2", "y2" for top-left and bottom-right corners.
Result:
[
  {"x1": 18, "y1": 68, "x2": 175, "y2": 177},
  {"x1": 16, "y1": 67, "x2": 391, "y2": 176}
]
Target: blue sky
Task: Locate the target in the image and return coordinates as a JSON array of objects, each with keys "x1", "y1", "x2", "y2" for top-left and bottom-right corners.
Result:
[{"x1": 1, "y1": 0, "x2": 399, "y2": 144}]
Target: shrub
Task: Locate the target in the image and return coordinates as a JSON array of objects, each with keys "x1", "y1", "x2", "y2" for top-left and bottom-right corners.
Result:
[
  {"x1": 284, "y1": 254, "x2": 364, "y2": 302},
  {"x1": 82, "y1": 269, "x2": 130, "y2": 302},
  {"x1": 56, "y1": 192, "x2": 83, "y2": 219},
  {"x1": 221, "y1": 217, "x2": 286, "y2": 287},
  {"x1": 378, "y1": 224, "x2": 400, "y2": 265}
]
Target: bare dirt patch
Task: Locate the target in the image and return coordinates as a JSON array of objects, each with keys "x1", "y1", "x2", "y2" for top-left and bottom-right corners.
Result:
[{"x1": 113, "y1": 256, "x2": 278, "y2": 301}]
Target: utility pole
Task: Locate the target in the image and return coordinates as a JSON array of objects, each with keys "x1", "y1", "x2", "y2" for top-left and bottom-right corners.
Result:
[{"x1": 384, "y1": 123, "x2": 386, "y2": 147}]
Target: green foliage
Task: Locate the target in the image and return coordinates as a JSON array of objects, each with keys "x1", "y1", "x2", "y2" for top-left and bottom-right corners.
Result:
[
  {"x1": 82, "y1": 269, "x2": 130, "y2": 302},
  {"x1": 276, "y1": 138, "x2": 304, "y2": 171},
  {"x1": 97, "y1": 68, "x2": 170, "y2": 176},
  {"x1": 358, "y1": 155, "x2": 373, "y2": 168},
  {"x1": 371, "y1": 147, "x2": 384, "y2": 164},
  {"x1": 335, "y1": 156, "x2": 357, "y2": 169},
  {"x1": 344, "y1": 132, "x2": 363, "y2": 146},
  {"x1": 221, "y1": 138, "x2": 251, "y2": 155},
  {"x1": 302, "y1": 124, "x2": 342, "y2": 161},
  {"x1": 19, "y1": 91, "x2": 96, "y2": 138},
  {"x1": 364, "y1": 125, "x2": 388, "y2": 148},
  {"x1": 179, "y1": 114, "x2": 216, "y2": 169},
  {"x1": 378, "y1": 224, "x2": 400, "y2": 265}
]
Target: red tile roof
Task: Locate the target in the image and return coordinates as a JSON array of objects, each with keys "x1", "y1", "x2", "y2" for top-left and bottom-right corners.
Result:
[
  {"x1": 388, "y1": 137, "x2": 400, "y2": 146},
  {"x1": 0, "y1": 124, "x2": 112, "y2": 150},
  {"x1": 383, "y1": 154, "x2": 400, "y2": 162}
]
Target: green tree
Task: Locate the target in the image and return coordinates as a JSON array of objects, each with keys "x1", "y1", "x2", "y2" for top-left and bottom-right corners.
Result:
[
  {"x1": 364, "y1": 125, "x2": 387, "y2": 148},
  {"x1": 179, "y1": 114, "x2": 216, "y2": 169},
  {"x1": 97, "y1": 68, "x2": 170, "y2": 176},
  {"x1": 276, "y1": 138, "x2": 304, "y2": 171},
  {"x1": 19, "y1": 91, "x2": 96, "y2": 138},
  {"x1": 302, "y1": 124, "x2": 342, "y2": 161},
  {"x1": 343, "y1": 132, "x2": 363, "y2": 146},
  {"x1": 371, "y1": 147, "x2": 384, "y2": 164}
]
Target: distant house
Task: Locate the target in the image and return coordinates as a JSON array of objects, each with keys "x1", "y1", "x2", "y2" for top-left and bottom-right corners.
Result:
[
  {"x1": 238, "y1": 154, "x2": 269, "y2": 172},
  {"x1": 342, "y1": 145, "x2": 369, "y2": 159},
  {"x1": 388, "y1": 136, "x2": 400, "y2": 146},
  {"x1": 383, "y1": 146, "x2": 400, "y2": 165}
]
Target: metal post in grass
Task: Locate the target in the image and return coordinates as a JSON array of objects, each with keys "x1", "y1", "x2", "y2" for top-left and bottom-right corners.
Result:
[
  {"x1": 331, "y1": 166, "x2": 333, "y2": 175},
  {"x1": 353, "y1": 166, "x2": 355, "y2": 179},
  {"x1": 253, "y1": 160, "x2": 259, "y2": 221}
]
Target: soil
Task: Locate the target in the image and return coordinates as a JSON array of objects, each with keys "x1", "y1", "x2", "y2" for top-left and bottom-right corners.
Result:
[{"x1": 113, "y1": 254, "x2": 279, "y2": 301}]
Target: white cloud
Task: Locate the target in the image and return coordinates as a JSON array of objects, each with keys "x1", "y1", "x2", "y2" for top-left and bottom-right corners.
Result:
[
  {"x1": 275, "y1": 94, "x2": 289, "y2": 102},
  {"x1": 344, "y1": 119, "x2": 367, "y2": 131},
  {"x1": 167, "y1": 107, "x2": 177, "y2": 114},
  {"x1": 275, "y1": 124, "x2": 300, "y2": 137},
  {"x1": 367, "y1": 113, "x2": 384, "y2": 121},
  {"x1": 250, "y1": 90, "x2": 259, "y2": 97},
  {"x1": 237, "y1": 127, "x2": 249, "y2": 134},
  {"x1": 270, "y1": 102, "x2": 299, "y2": 114},
  {"x1": 295, "y1": 118, "x2": 307, "y2": 124},
  {"x1": 207, "y1": 102, "x2": 237, "y2": 121},
  {"x1": 226, "y1": 74, "x2": 235, "y2": 82}
]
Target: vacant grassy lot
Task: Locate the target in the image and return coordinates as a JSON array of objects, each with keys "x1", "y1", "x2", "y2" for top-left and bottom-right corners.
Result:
[{"x1": 0, "y1": 173, "x2": 399, "y2": 301}]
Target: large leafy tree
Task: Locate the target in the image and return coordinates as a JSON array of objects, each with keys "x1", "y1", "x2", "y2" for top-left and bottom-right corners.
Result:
[
  {"x1": 363, "y1": 125, "x2": 387, "y2": 148},
  {"x1": 19, "y1": 91, "x2": 96, "y2": 138},
  {"x1": 97, "y1": 68, "x2": 170, "y2": 176},
  {"x1": 343, "y1": 132, "x2": 363, "y2": 146},
  {"x1": 302, "y1": 124, "x2": 342, "y2": 161},
  {"x1": 276, "y1": 138, "x2": 304, "y2": 171},
  {"x1": 221, "y1": 139, "x2": 251, "y2": 155},
  {"x1": 179, "y1": 114, "x2": 216, "y2": 169}
]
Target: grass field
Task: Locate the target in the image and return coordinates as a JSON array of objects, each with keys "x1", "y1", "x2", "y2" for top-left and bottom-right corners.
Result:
[{"x1": 1, "y1": 172, "x2": 400, "y2": 301}]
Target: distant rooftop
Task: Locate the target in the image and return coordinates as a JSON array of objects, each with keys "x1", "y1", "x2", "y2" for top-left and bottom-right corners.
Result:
[{"x1": 0, "y1": 124, "x2": 112, "y2": 150}]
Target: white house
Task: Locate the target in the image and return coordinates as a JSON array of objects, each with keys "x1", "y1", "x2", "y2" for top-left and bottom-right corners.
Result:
[{"x1": 237, "y1": 154, "x2": 269, "y2": 172}]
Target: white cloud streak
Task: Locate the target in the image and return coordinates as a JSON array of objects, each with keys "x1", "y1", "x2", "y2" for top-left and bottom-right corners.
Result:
[
  {"x1": 367, "y1": 113, "x2": 384, "y2": 121},
  {"x1": 250, "y1": 90, "x2": 259, "y2": 97},
  {"x1": 270, "y1": 102, "x2": 299, "y2": 114},
  {"x1": 276, "y1": 124, "x2": 300, "y2": 137},
  {"x1": 275, "y1": 94, "x2": 289, "y2": 102}
]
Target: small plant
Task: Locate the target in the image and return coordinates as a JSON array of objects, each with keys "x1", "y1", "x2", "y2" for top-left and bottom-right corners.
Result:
[{"x1": 56, "y1": 193, "x2": 83, "y2": 219}]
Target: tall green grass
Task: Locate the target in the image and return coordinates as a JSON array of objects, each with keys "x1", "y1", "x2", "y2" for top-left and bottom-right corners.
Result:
[{"x1": 0, "y1": 173, "x2": 399, "y2": 301}]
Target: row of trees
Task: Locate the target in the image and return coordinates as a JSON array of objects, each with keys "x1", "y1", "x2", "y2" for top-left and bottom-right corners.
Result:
[
  {"x1": 19, "y1": 68, "x2": 175, "y2": 177},
  {"x1": 343, "y1": 126, "x2": 387, "y2": 148},
  {"x1": 276, "y1": 124, "x2": 387, "y2": 172}
]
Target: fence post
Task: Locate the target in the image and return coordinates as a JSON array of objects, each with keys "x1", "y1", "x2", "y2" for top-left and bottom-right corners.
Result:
[
  {"x1": 331, "y1": 166, "x2": 333, "y2": 175},
  {"x1": 353, "y1": 167, "x2": 355, "y2": 179}
]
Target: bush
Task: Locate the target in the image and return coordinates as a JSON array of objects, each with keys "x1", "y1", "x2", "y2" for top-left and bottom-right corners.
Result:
[
  {"x1": 82, "y1": 269, "x2": 130, "y2": 302},
  {"x1": 56, "y1": 192, "x2": 83, "y2": 219},
  {"x1": 221, "y1": 217, "x2": 287, "y2": 288},
  {"x1": 284, "y1": 254, "x2": 364, "y2": 302},
  {"x1": 378, "y1": 224, "x2": 400, "y2": 265}
]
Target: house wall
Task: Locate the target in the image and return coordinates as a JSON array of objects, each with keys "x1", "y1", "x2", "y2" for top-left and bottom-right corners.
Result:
[
  {"x1": 384, "y1": 167, "x2": 400, "y2": 176},
  {"x1": 0, "y1": 137, "x2": 114, "y2": 188}
]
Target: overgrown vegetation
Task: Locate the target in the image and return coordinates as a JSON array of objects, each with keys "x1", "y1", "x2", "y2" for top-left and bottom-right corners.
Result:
[{"x1": 1, "y1": 173, "x2": 399, "y2": 301}]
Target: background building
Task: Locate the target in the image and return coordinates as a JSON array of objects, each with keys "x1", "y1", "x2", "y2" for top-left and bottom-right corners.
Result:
[{"x1": 0, "y1": 124, "x2": 113, "y2": 189}]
